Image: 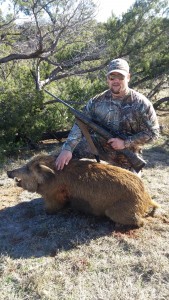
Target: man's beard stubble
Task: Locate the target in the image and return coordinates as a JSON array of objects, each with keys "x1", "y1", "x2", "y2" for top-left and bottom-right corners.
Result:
[
  {"x1": 111, "y1": 86, "x2": 121, "y2": 94},
  {"x1": 111, "y1": 85, "x2": 128, "y2": 96}
]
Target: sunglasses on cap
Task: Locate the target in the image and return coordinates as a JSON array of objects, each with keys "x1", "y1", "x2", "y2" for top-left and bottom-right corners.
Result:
[{"x1": 108, "y1": 74, "x2": 125, "y2": 80}]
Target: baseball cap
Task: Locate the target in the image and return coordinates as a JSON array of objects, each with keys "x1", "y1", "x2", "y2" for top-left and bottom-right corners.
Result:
[{"x1": 107, "y1": 58, "x2": 129, "y2": 76}]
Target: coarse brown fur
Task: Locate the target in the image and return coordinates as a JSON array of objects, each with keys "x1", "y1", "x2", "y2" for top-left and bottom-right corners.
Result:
[{"x1": 7, "y1": 154, "x2": 159, "y2": 227}]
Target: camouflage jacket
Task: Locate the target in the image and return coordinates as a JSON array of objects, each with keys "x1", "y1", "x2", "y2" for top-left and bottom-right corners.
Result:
[{"x1": 62, "y1": 89, "x2": 159, "y2": 156}]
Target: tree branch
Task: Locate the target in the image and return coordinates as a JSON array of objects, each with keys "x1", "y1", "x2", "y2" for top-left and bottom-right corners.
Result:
[{"x1": 153, "y1": 97, "x2": 169, "y2": 110}]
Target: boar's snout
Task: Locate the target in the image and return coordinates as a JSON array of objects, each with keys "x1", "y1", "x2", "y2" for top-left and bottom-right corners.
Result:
[{"x1": 7, "y1": 169, "x2": 22, "y2": 187}]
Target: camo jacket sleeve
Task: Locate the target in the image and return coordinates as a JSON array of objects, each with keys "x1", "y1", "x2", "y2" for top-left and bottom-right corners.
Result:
[
  {"x1": 122, "y1": 90, "x2": 159, "y2": 148},
  {"x1": 62, "y1": 99, "x2": 94, "y2": 152}
]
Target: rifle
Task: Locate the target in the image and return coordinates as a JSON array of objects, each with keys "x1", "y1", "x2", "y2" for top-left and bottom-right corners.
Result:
[{"x1": 44, "y1": 89, "x2": 146, "y2": 173}]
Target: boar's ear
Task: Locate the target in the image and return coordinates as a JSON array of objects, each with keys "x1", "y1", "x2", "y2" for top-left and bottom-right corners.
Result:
[
  {"x1": 34, "y1": 164, "x2": 55, "y2": 184},
  {"x1": 39, "y1": 164, "x2": 55, "y2": 175}
]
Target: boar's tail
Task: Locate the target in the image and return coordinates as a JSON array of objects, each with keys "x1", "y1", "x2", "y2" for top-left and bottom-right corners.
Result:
[
  {"x1": 147, "y1": 198, "x2": 160, "y2": 217},
  {"x1": 150, "y1": 199, "x2": 160, "y2": 209}
]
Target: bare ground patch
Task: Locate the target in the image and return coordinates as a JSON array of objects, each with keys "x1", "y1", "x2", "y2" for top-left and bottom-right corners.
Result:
[{"x1": 0, "y1": 134, "x2": 169, "y2": 299}]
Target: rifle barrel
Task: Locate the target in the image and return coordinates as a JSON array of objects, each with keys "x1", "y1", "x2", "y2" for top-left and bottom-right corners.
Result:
[{"x1": 44, "y1": 89, "x2": 75, "y2": 111}]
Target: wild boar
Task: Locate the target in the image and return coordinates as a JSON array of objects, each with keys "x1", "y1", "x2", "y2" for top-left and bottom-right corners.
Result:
[{"x1": 7, "y1": 154, "x2": 159, "y2": 227}]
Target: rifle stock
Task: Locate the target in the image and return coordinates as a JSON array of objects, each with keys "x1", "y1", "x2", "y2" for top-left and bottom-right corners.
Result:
[{"x1": 44, "y1": 89, "x2": 146, "y2": 172}]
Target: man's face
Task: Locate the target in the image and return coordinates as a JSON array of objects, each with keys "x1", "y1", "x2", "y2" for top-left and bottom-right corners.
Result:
[{"x1": 107, "y1": 72, "x2": 130, "y2": 95}]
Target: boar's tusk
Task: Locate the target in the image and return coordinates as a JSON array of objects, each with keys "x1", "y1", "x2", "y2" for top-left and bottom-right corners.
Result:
[{"x1": 39, "y1": 164, "x2": 55, "y2": 175}]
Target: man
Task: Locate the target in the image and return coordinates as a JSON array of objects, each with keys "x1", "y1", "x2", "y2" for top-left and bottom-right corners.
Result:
[{"x1": 55, "y1": 58, "x2": 159, "y2": 173}]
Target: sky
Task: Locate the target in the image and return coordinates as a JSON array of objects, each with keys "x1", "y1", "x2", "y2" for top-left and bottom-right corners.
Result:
[
  {"x1": 1, "y1": 0, "x2": 136, "y2": 23},
  {"x1": 93, "y1": 0, "x2": 135, "y2": 22}
]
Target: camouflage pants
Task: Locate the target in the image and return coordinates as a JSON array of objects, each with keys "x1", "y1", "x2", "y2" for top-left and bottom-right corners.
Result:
[{"x1": 73, "y1": 136, "x2": 142, "y2": 176}]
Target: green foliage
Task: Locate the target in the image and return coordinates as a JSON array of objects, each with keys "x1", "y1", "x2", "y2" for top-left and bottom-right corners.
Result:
[
  {"x1": 0, "y1": 66, "x2": 70, "y2": 157},
  {"x1": 56, "y1": 41, "x2": 87, "y2": 63},
  {"x1": 0, "y1": 88, "x2": 43, "y2": 153},
  {"x1": 56, "y1": 76, "x2": 106, "y2": 104},
  {"x1": 0, "y1": 86, "x2": 71, "y2": 157}
]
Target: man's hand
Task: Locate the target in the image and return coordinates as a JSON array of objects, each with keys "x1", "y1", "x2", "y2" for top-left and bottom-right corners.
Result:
[
  {"x1": 55, "y1": 150, "x2": 72, "y2": 170},
  {"x1": 107, "y1": 138, "x2": 125, "y2": 150}
]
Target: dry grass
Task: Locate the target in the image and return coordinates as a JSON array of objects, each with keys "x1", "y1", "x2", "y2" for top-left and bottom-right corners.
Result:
[{"x1": 0, "y1": 115, "x2": 169, "y2": 300}]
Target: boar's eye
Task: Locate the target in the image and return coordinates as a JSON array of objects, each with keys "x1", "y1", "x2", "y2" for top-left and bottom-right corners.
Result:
[
  {"x1": 26, "y1": 166, "x2": 30, "y2": 172},
  {"x1": 25, "y1": 165, "x2": 32, "y2": 173}
]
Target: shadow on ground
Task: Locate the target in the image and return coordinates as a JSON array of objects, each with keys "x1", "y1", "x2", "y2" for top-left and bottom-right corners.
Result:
[
  {"x1": 0, "y1": 197, "x2": 118, "y2": 259},
  {"x1": 143, "y1": 143, "x2": 169, "y2": 168}
]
